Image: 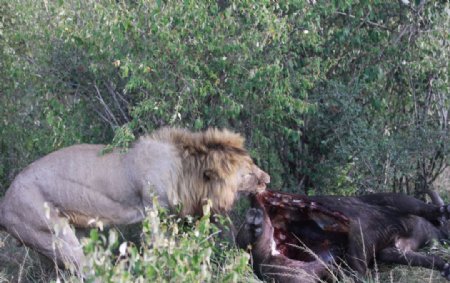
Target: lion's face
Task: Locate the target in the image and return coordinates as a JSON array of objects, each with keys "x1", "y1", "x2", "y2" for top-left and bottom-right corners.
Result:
[
  {"x1": 162, "y1": 127, "x2": 271, "y2": 215},
  {"x1": 202, "y1": 161, "x2": 270, "y2": 215},
  {"x1": 236, "y1": 164, "x2": 270, "y2": 194}
]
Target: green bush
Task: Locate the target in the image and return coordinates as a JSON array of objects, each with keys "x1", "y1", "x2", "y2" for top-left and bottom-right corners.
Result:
[
  {"x1": 1, "y1": 0, "x2": 312, "y2": 191},
  {"x1": 74, "y1": 199, "x2": 257, "y2": 283},
  {"x1": 1, "y1": 0, "x2": 448, "y2": 196},
  {"x1": 1, "y1": 0, "x2": 449, "y2": 282}
]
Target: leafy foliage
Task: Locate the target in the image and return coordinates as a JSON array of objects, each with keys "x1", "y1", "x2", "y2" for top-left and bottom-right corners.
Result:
[
  {"x1": 2, "y1": 0, "x2": 448, "y2": 196},
  {"x1": 1, "y1": 0, "x2": 449, "y2": 196},
  {"x1": 75, "y1": 199, "x2": 256, "y2": 283},
  {"x1": 1, "y1": 1, "x2": 449, "y2": 282}
]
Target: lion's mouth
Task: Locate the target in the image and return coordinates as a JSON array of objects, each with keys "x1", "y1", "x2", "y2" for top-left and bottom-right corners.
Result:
[
  {"x1": 256, "y1": 182, "x2": 267, "y2": 192},
  {"x1": 255, "y1": 190, "x2": 350, "y2": 263}
]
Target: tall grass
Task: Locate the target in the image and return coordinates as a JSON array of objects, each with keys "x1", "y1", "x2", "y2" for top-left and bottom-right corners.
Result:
[
  {"x1": 71, "y1": 199, "x2": 258, "y2": 283},
  {"x1": 0, "y1": 199, "x2": 448, "y2": 282}
]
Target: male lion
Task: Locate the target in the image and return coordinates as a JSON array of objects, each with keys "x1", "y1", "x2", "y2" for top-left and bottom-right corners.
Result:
[{"x1": 0, "y1": 127, "x2": 270, "y2": 274}]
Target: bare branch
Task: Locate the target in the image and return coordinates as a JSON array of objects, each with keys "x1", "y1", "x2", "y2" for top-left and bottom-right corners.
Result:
[
  {"x1": 104, "y1": 81, "x2": 130, "y2": 123},
  {"x1": 94, "y1": 83, "x2": 119, "y2": 127},
  {"x1": 335, "y1": 11, "x2": 390, "y2": 30},
  {"x1": 93, "y1": 108, "x2": 116, "y2": 129}
]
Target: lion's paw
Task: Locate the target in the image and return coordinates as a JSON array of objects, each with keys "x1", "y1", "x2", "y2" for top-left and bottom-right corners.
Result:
[
  {"x1": 441, "y1": 263, "x2": 450, "y2": 281},
  {"x1": 440, "y1": 205, "x2": 450, "y2": 220},
  {"x1": 245, "y1": 208, "x2": 264, "y2": 239}
]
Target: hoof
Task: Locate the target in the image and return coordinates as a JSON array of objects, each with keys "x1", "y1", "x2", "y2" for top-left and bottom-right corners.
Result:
[
  {"x1": 245, "y1": 208, "x2": 264, "y2": 238},
  {"x1": 440, "y1": 205, "x2": 450, "y2": 220}
]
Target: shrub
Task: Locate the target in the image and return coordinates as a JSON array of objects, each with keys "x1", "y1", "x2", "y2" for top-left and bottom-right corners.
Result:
[{"x1": 72, "y1": 199, "x2": 258, "y2": 283}]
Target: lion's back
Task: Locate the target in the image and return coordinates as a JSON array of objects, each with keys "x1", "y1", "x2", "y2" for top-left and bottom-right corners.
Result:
[{"x1": 4, "y1": 143, "x2": 128, "y2": 203}]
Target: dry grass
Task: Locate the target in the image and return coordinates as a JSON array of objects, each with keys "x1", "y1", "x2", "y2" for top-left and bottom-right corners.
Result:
[
  {"x1": 1, "y1": 228, "x2": 449, "y2": 282},
  {"x1": 0, "y1": 231, "x2": 56, "y2": 283},
  {"x1": 376, "y1": 264, "x2": 447, "y2": 283}
]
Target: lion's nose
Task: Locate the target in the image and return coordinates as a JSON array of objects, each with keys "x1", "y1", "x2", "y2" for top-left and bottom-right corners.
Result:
[
  {"x1": 257, "y1": 173, "x2": 270, "y2": 190},
  {"x1": 262, "y1": 172, "x2": 270, "y2": 184},
  {"x1": 252, "y1": 164, "x2": 270, "y2": 185}
]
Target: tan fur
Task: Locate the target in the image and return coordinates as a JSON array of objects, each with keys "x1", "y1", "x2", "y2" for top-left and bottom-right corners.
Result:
[{"x1": 0, "y1": 127, "x2": 269, "y2": 273}]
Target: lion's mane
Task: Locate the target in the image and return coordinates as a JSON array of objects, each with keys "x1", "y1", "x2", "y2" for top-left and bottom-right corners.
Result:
[{"x1": 142, "y1": 127, "x2": 253, "y2": 215}]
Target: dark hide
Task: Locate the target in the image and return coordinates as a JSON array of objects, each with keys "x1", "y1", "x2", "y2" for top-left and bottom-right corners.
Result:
[{"x1": 237, "y1": 190, "x2": 450, "y2": 282}]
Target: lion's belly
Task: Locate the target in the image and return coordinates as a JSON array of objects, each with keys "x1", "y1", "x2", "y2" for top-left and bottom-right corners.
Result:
[
  {"x1": 62, "y1": 205, "x2": 145, "y2": 228},
  {"x1": 53, "y1": 184, "x2": 146, "y2": 228}
]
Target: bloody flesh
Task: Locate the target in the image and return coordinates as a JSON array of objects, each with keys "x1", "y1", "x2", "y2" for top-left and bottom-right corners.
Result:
[{"x1": 255, "y1": 190, "x2": 351, "y2": 263}]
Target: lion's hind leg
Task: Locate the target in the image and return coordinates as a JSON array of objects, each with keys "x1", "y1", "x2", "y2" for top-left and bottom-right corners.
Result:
[
  {"x1": 14, "y1": 223, "x2": 85, "y2": 273},
  {"x1": 2, "y1": 199, "x2": 85, "y2": 275}
]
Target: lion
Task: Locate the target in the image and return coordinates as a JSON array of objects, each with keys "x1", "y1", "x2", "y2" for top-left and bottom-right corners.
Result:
[{"x1": 0, "y1": 127, "x2": 270, "y2": 274}]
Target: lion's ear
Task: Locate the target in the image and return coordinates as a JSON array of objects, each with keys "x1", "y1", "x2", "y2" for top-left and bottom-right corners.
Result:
[{"x1": 203, "y1": 169, "x2": 219, "y2": 182}]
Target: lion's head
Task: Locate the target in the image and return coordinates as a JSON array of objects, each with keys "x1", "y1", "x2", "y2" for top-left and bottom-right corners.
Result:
[{"x1": 152, "y1": 127, "x2": 270, "y2": 216}]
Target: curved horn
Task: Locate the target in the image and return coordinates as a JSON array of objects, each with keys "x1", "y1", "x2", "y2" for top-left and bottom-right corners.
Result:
[{"x1": 425, "y1": 188, "x2": 444, "y2": 206}]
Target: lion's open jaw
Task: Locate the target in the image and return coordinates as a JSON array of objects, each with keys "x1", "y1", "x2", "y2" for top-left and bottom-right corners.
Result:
[{"x1": 255, "y1": 190, "x2": 349, "y2": 263}]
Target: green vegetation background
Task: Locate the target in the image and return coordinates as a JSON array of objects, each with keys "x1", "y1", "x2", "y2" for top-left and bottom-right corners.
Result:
[{"x1": 0, "y1": 0, "x2": 449, "y2": 282}]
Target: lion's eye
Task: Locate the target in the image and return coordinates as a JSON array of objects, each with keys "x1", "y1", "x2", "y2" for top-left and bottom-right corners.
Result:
[
  {"x1": 203, "y1": 172, "x2": 211, "y2": 181},
  {"x1": 203, "y1": 169, "x2": 217, "y2": 181}
]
